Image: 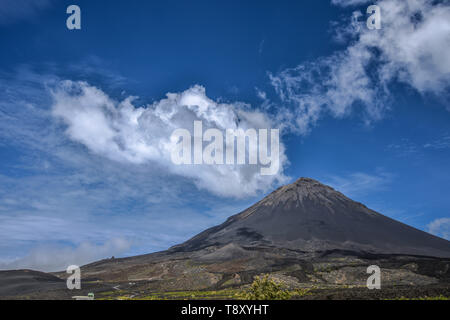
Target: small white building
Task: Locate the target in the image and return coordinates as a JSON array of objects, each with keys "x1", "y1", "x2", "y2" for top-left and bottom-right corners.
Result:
[{"x1": 72, "y1": 293, "x2": 94, "y2": 300}]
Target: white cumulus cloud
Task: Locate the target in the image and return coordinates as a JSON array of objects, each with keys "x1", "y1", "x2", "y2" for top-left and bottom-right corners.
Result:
[{"x1": 50, "y1": 81, "x2": 288, "y2": 198}]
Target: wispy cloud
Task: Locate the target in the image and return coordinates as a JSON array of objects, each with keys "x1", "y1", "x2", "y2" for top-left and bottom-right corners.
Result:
[
  {"x1": 331, "y1": 0, "x2": 371, "y2": 7},
  {"x1": 387, "y1": 139, "x2": 421, "y2": 157},
  {"x1": 387, "y1": 135, "x2": 450, "y2": 157},
  {"x1": 427, "y1": 218, "x2": 450, "y2": 240},
  {"x1": 0, "y1": 238, "x2": 131, "y2": 272},
  {"x1": 424, "y1": 135, "x2": 450, "y2": 150},
  {"x1": 0, "y1": 0, "x2": 52, "y2": 25},
  {"x1": 269, "y1": 0, "x2": 450, "y2": 134},
  {"x1": 324, "y1": 171, "x2": 392, "y2": 198}
]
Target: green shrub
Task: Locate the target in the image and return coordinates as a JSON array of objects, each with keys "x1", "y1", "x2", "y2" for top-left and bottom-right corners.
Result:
[{"x1": 240, "y1": 275, "x2": 290, "y2": 300}]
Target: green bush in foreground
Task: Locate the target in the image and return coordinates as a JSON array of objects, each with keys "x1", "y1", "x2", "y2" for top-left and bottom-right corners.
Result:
[{"x1": 240, "y1": 275, "x2": 291, "y2": 300}]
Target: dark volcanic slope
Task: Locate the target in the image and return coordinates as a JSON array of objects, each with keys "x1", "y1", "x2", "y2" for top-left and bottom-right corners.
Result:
[
  {"x1": 0, "y1": 270, "x2": 65, "y2": 297},
  {"x1": 172, "y1": 178, "x2": 450, "y2": 258}
]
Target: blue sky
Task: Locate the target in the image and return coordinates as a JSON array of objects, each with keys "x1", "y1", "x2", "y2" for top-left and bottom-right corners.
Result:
[{"x1": 0, "y1": 0, "x2": 449, "y2": 271}]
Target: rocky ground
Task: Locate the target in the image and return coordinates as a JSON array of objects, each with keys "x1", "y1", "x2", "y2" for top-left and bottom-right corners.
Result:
[{"x1": 1, "y1": 246, "x2": 449, "y2": 300}]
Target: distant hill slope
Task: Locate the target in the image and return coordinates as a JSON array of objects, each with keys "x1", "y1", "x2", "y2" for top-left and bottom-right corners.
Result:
[{"x1": 0, "y1": 270, "x2": 65, "y2": 297}]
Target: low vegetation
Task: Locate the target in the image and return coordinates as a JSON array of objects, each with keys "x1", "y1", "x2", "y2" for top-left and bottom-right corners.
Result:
[{"x1": 238, "y1": 275, "x2": 310, "y2": 300}]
